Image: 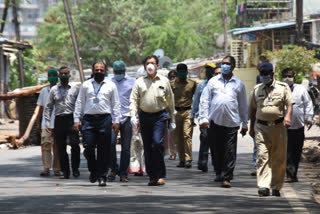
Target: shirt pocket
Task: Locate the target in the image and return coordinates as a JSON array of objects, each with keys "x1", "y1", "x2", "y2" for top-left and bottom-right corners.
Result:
[{"x1": 271, "y1": 95, "x2": 283, "y2": 106}]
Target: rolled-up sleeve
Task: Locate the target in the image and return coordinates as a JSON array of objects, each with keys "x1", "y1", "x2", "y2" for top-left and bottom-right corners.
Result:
[
  {"x1": 238, "y1": 83, "x2": 248, "y2": 128},
  {"x1": 199, "y1": 85, "x2": 210, "y2": 124}
]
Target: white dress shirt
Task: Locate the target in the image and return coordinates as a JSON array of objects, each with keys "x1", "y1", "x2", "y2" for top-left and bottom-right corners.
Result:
[
  {"x1": 110, "y1": 76, "x2": 136, "y2": 124},
  {"x1": 199, "y1": 74, "x2": 248, "y2": 128},
  {"x1": 37, "y1": 86, "x2": 55, "y2": 129},
  {"x1": 289, "y1": 83, "x2": 313, "y2": 129},
  {"x1": 74, "y1": 78, "x2": 121, "y2": 124}
]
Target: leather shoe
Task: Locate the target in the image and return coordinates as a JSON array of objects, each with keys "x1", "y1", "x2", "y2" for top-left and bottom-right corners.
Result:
[
  {"x1": 285, "y1": 177, "x2": 298, "y2": 183},
  {"x1": 272, "y1": 189, "x2": 281, "y2": 197},
  {"x1": 89, "y1": 172, "x2": 97, "y2": 183},
  {"x1": 120, "y1": 177, "x2": 129, "y2": 182},
  {"x1": 148, "y1": 180, "x2": 159, "y2": 186},
  {"x1": 107, "y1": 171, "x2": 117, "y2": 182},
  {"x1": 214, "y1": 175, "x2": 223, "y2": 182},
  {"x1": 98, "y1": 178, "x2": 106, "y2": 187},
  {"x1": 198, "y1": 165, "x2": 208, "y2": 172},
  {"x1": 221, "y1": 180, "x2": 231, "y2": 188},
  {"x1": 258, "y1": 188, "x2": 270, "y2": 197},
  {"x1": 73, "y1": 169, "x2": 80, "y2": 178},
  {"x1": 250, "y1": 171, "x2": 257, "y2": 176},
  {"x1": 176, "y1": 161, "x2": 185, "y2": 168},
  {"x1": 40, "y1": 170, "x2": 50, "y2": 177},
  {"x1": 185, "y1": 161, "x2": 192, "y2": 169}
]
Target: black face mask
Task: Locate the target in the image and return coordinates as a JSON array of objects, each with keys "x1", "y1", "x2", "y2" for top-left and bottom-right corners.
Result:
[
  {"x1": 59, "y1": 76, "x2": 69, "y2": 84},
  {"x1": 94, "y1": 72, "x2": 105, "y2": 82}
]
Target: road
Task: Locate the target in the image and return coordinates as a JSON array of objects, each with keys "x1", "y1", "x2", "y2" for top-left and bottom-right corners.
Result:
[{"x1": 0, "y1": 128, "x2": 319, "y2": 214}]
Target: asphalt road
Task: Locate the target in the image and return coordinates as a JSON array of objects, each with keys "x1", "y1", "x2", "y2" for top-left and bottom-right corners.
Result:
[{"x1": 0, "y1": 128, "x2": 319, "y2": 214}]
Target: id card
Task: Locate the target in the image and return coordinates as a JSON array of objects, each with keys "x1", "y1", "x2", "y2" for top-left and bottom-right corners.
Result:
[{"x1": 93, "y1": 98, "x2": 99, "y2": 103}]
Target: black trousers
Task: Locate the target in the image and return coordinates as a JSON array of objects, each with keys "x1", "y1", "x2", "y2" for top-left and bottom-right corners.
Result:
[
  {"x1": 286, "y1": 127, "x2": 305, "y2": 179},
  {"x1": 54, "y1": 114, "x2": 80, "y2": 176},
  {"x1": 198, "y1": 128, "x2": 214, "y2": 168},
  {"x1": 209, "y1": 121, "x2": 238, "y2": 181},
  {"x1": 139, "y1": 110, "x2": 168, "y2": 181}
]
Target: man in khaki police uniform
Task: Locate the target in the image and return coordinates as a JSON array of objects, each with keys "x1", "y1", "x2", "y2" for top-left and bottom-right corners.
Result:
[
  {"x1": 171, "y1": 63, "x2": 197, "y2": 168},
  {"x1": 249, "y1": 62, "x2": 294, "y2": 197}
]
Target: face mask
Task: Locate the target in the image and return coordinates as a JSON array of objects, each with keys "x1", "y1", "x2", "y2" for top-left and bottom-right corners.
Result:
[
  {"x1": 48, "y1": 76, "x2": 58, "y2": 85},
  {"x1": 146, "y1": 64, "x2": 156, "y2": 75},
  {"x1": 283, "y1": 77, "x2": 294, "y2": 86},
  {"x1": 260, "y1": 75, "x2": 272, "y2": 85},
  {"x1": 94, "y1": 72, "x2": 105, "y2": 82},
  {"x1": 59, "y1": 76, "x2": 69, "y2": 84},
  {"x1": 114, "y1": 73, "x2": 125, "y2": 81},
  {"x1": 221, "y1": 64, "x2": 231, "y2": 75},
  {"x1": 178, "y1": 72, "x2": 187, "y2": 80},
  {"x1": 169, "y1": 79, "x2": 175, "y2": 82}
]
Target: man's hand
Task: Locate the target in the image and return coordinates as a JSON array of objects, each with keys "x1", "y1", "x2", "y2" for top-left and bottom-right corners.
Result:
[
  {"x1": 283, "y1": 115, "x2": 291, "y2": 128},
  {"x1": 249, "y1": 128, "x2": 255, "y2": 138},
  {"x1": 191, "y1": 118, "x2": 196, "y2": 127},
  {"x1": 306, "y1": 121, "x2": 313, "y2": 130},
  {"x1": 168, "y1": 123, "x2": 176, "y2": 132},
  {"x1": 240, "y1": 128, "x2": 248, "y2": 137},
  {"x1": 200, "y1": 122, "x2": 209, "y2": 129},
  {"x1": 45, "y1": 125, "x2": 52, "y2": 134},
  {"x1": 74, "y1": 122, "x2": 81, "y2": 132},
  {"x1": 112, "y1": 123, "x2": 120, "y2": 133}
]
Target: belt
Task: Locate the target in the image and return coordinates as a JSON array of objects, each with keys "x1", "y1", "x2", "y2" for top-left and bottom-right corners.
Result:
[
  {"x1": 175, "y1": 106, "x2": 191, "y2": 111},
  {"x1": 140, "y1": 110, "x2": 165, "y2": 115},
  {"x1": 257, "y1": 117, "x2": 284, "y2": 126},
  {"x1": 84, "y1": 113, "x2": 109, "y2": 119},
  {"x1": 55, "y1": 114, "x2": 73, "y2": 118}
]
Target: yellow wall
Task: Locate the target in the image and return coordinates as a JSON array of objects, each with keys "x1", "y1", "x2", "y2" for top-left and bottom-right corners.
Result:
[{"x1": 233, "y1": 67, "x2": 259, "y2": 101}]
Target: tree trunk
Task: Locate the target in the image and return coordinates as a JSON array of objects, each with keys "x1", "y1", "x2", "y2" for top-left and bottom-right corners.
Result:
[{"x1": 296, "y1": 0, "x2": 304, "y2": 45}]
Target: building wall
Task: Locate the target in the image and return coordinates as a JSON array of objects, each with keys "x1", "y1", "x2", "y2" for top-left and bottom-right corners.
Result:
[
  {"x1": 293, "y1": 0, "x2": 320, "y2": 17},
  {"x1": 234, "y1": 67, "x2": 259, "y2": 102},
  {"x1": 312, "y1": 21, "x2": 320, "y2": 45}
]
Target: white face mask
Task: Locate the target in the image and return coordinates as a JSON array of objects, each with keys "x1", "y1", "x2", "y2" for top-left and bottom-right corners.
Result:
[
  {"x1": 146, "y1": 64, "x2": 156, "y2": 75},
  {"x1": 283, "y1": 77, "x2": 294, "y2": 86}
]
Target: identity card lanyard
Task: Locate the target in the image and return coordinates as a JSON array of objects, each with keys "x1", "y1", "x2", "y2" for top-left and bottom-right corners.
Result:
[{"x1": 92, "y1": 82, "x2": 104, "y2": 103}]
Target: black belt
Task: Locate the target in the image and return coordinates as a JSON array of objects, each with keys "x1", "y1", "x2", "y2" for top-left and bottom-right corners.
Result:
[
  {"x1": 140, "y1": 110, "x2": 165, "y2": 115},
  {"x1": 175, "y1": 106, "x2": 191, "y2": 111},
  {"x1": 257, "y1": 117, "x2": 284, "y2": 126},
  {"x1": 84, "y1": 113, "x2": 109, "y2": 119},
  {"x1": 55, "y1": 114, "x2": 73, "y2": 118}
]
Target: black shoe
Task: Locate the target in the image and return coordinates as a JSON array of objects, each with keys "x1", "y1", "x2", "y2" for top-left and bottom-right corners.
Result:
[
  {"x1": 214, "y1": 175, "x2": 223, "y2": 182},
  {"x1": 107, "y1": 172, "x2": 117, "y2": 182},
  {"x1": 258, "y1": 188, "x2": 270, "y2": 197},
  {"x1": 250, "y1": 171, "x2": 257, "y2": 176},
  {"x1": 73, "y1": 169, "x2": 80, "y2": 178},
  {"x1": 272, "y1": 189, "x2": 281, "y2": 197},
  {"x1": 185, "y1": 161, "x2": 192, "y2": 169},
  {"x1": 176, "y1": 161, "x2": 185, "y2": 168},
  {"x1": 89, "y1": 172, "x2": 97, "y2": 183},
  {"x1": 59, "y1": 174, "x2": 69, "y2": 179},
  {"x1": 148, "y1": 180, "x2": 159, "y2": 186},
  {"x1": 198, "y1": 165, "x2": 208, "y2": 172},
  {"x1": 98, "y1": 178, "x2": 106, "y2": 187}
]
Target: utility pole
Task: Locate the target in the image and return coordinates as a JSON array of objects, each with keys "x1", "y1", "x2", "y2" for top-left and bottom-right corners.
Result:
[
  {"x1": 221, "y1": 0, "x2": 228, "y2": 55},
  {"x1": 296, "y1": 0, "x2": 304, "y2": 45},
  {"x1": 62, "y1": 0, "x2": 84, "y2": 83},
  {"x1": 12, "y1": 0, "x2": 25, "y2": 88}
]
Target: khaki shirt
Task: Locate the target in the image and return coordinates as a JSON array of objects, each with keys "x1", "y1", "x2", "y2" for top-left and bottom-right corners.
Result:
[
  {"x1": 249, "y1": 80, "x2": 294, "y2": 121},
  {"x1": 171, "y1": 79, "x2": 197, "y2": 108},
  {"x1": 130, "y1": 73, "x2": 175, "y2": 123}
]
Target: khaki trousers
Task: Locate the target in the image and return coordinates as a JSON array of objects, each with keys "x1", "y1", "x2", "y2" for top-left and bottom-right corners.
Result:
[
  {"x1": 255, "y1": 122, "x2": 287, "y2": 190},
  {"x1": 174, "y1": 109, "x2": 193, "y2": 162},
  {"x1": 41, "y1": 129, "x2": 60, "y2": 172}
]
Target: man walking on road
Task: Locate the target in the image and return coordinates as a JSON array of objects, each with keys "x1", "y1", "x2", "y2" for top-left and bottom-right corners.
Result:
[
  {"x1": 171, "y1": 63, "x2": 197, "y2": 169},
  {"x1": 108, "y1": 60, "x2": 136, "y2": 182},
  {"x1": 130, "y1": 55, "x2": 175, "y2": 186},
  {"x1": 199, "y1": 56, "x2": 248, "y2": 188},
  {"x1": 74, "y1": 62, "x2": 121, "y2": 187},
  {"x1": 44, "y1": 66, "x2": 81, "y2": 179},
  {"x1": 281, "y1": 68, "x2": 313, "y2": 183},
  {"x1": 249, "y1": 62, "x2": 294, "y2": 197},
  {"x1": 37, "y1": 68, "x2": 60, "y2": 177},
  {"x1": 191, "y1": 62, "x2": 221, "y2": 172}
]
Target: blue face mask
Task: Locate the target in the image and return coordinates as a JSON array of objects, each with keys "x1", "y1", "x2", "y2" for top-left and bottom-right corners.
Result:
[
  {"x1": 114, "y1": 73, "x2": 124, "y2": 81},
  {"x1": 221, "y1": 64, "x2": 231, "y2": 75},
  {"x1": 260, "y1": 75, "x2": 272, "y2": 85}
]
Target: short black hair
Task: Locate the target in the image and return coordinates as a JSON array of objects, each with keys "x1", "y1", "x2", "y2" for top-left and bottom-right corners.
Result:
[
  {"x1": 168, "y1": 70, "x2": 177, "y2": 78},
  {"x1": 176, "y1": 63, "x2": 188, "y2": 72},
  {"x1": 282, "y1": 68, "x2": 294, "y2": 76},
  {"x1": 92, "y1": 62, "x2": 107, "y2": 73},
  {"x1": 59, "y1": 66, "x2": 69, "y2": 74},
  {"x1": 143, "y1": 55, "x2": 159, "y2": 65},
  {"x1": 223, "y1": 55, "x2": 236, "y2": 69}
]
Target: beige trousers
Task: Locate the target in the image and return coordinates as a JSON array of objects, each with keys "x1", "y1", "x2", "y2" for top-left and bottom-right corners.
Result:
[
  {"x1": 255, "y1": 122, "x2": 287, "y2": 190},
  {"x1": 174, "y1": 109, "x2": 193, "y2": 162},
  {"x1": 41, "y1": 129, "x2": 60, "y2": 172}
]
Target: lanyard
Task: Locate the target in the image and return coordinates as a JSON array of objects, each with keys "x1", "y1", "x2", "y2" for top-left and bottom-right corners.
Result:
[{"x1": 92, "y1": 81, "x2": 104, "y2": 98}]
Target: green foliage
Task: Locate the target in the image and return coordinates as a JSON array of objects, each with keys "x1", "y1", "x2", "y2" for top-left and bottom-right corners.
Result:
[
  {"x1": 9, "y1": 47, "x2": 47, "y2": 90},
  {"x1": 266, "y1": 45, "x2": 319, "y2": 83},
  {"x1": 35, "y1": 0, "x2": 236, "y2": 67}
]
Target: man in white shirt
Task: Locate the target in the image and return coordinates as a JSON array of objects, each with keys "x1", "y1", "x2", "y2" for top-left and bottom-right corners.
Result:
[
  {"x1": 74, "y1": 62, "x2": 121, "y2": 187},
  {"x1": 199, "y1": 56, "x2": 248, "y2": 188},
  {"x1": 36, "y1": 68, "x2": 60, "y2": 177},
  {"x1": 281, "y1": 68, "x2": 313, "y2": 183}
]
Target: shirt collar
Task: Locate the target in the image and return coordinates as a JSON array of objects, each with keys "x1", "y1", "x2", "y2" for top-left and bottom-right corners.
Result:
[
  {"x1": 218, "y1": 74, "x2": 236, "y2": 82},
  {"x1": 262, "y1": 79, "x2": 276, "y2": 89},
  {"x1": 144, "y1": 73, "x2": 160, "y2": 80},
  {"x1": 91, "y1": 77, "x2": 107, "y2": 84},
  {"x1": 58, "y1": 82, "x2": 71, "y2": 88}
]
